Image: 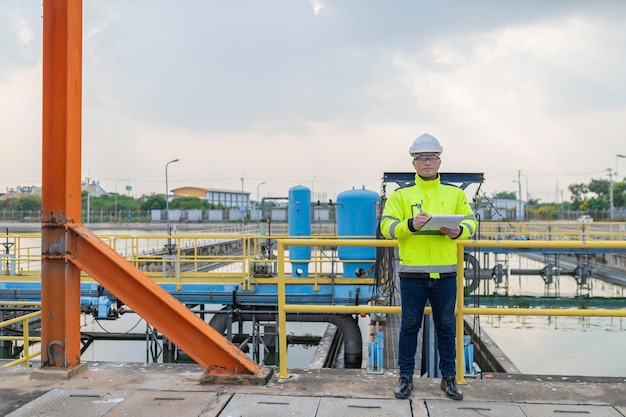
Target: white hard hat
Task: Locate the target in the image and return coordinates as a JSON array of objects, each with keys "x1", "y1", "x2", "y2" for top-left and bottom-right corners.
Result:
[{"x1": 409, "y1": 133, "x2": 443, "y2": 155}]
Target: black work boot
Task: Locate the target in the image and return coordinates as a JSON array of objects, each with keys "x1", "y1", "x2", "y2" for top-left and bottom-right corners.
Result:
[
  {"x1": 441, "y1": 376, "x2": 463, "y2": 400},
  {"x1": 394, "y1": 376, "x2": 413, "y2": 399}
]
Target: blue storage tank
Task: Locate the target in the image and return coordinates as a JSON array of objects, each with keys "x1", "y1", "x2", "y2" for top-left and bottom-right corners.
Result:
[
  {"x1": 288, "y1": 185, "x2": 311, "y2": 277},
  {"x1": 337, "y1": 186, "x2": 379, "y2": 278}
]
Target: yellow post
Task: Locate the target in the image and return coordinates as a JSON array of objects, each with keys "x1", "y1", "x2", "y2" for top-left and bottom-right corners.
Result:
[
  {"x1": 22, "y1": 318, "x2": 30, "y2": 368},
  {"x1": 455, "y1": 243, "x2": 466, "y2": 384},
  {"x1": 276, "y1": 241, "x2": 290, "y2": 378},
  {"x1": 176, "y1": 241, "x2": 182, "y2": 291}
]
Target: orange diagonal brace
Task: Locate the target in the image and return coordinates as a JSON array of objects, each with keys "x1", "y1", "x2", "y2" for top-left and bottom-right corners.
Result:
[{"x1": 67, "y1": 224, "x2": 265, "y2": 377}]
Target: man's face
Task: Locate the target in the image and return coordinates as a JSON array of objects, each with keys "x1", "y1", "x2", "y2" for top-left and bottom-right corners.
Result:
[{"x1": 412, "y1": 153, "x2": 441, "y2": 180}]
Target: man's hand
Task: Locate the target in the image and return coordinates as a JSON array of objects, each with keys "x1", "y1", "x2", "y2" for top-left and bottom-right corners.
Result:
[
  {"x1": 440, "y1": 226, "x2": 461, "y2": 239},
  {"x1": 412, "y1": 212, "x2": 432, "y2": 231}
]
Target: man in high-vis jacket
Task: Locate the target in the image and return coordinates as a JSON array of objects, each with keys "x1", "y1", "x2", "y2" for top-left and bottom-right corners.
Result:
[{"x1": 380, "y1": 133, "x2": 477, "y2": 400}]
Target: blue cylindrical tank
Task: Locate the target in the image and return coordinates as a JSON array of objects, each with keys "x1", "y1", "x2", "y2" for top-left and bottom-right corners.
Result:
[
  {"x1": 288, "y1": 185, "x2": 311, "y2": 277},
  {"x1": 337, "y1": 186, "x2": 379, "y2": 278}
]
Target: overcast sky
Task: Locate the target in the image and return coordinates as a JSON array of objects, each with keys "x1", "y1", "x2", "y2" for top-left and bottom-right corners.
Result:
[{"x1": 1, "y1": 1, "x2": 625, "y2": 204}]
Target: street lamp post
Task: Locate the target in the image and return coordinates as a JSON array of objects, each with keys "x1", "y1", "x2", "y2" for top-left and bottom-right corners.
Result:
[
  {"x1": 608, "y1": 168, "x2": 614, "y2": 220},
  {"x1": 616, "y1": 154, "x2": 626, "y2": 177},
  {"x1": 86, "y1": 179, "x2": 91, "y2": 224},
  {"x1": 520, "y1": 172, "x2": 528, "y2": 202},
  {"x1": 165, "y1": 158, "x2": 179, "y2": 254},
  {"x1": 513, "y1": 170, "x2": 524, "y2": 221},
  {"x1": 520, "y1": 172, "x2": 529, "y2": 219},
  {"x1": 240, "y1": 175, "x2": 245, "y2": 229},
  {"x1": 256, "y1": 181, "x2": 266, "y2": 211}
]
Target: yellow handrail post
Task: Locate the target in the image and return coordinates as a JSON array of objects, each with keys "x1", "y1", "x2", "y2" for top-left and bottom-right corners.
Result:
[
  {"x1": 244, "y1": 236, "x2": 252, "y2": 291},
  {"x1": 1, "y1": 306, "x2": 42, "y2": 367},
  {"x1": 175, "y1": 237, "x2": 182, "y2": 291},
  {"x1": 311, "y1": 246, "x2": 322, "y2": 291},
  {"x1": 455, "y1": 242, "x2": 466, "y2": 385},
  {"x1": 276, "y1": 240, "x2": 290, "y2": 378},
  {"x1": 22, "y1": 318, "x2": 30, "y2": 368}
]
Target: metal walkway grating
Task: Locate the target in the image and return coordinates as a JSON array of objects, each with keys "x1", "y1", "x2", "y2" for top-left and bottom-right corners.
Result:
[
  {"x1": 426, "y1": 400, "x2": 624, "y2": 417},
  {"x1": 5, "y1": 389, "x2": 133, "y2": 417},
  {"x1": 5, "y1": 389, "x2": 229, "y2": 417}
]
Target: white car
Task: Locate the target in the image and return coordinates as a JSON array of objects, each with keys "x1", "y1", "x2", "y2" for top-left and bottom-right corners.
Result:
[{"x1": 576, "y1": 215, "x2": 594, "y2": 223}]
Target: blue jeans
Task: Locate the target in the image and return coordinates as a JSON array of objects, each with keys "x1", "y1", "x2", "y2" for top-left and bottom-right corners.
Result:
[{"x1": 398, "y1": 276, "x2": 457, "y2": 378}]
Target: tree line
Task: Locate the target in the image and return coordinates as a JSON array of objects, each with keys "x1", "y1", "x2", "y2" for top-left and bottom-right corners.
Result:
[
  {"x1": 0, "y1": 192, "x2": 226, "y2": 213},
  {"x1": 1, "y1": 176, "x2": 624, "y2": 215},
  {"x1": 483, "y1": 177, "x2": 625, "y2": 220}
]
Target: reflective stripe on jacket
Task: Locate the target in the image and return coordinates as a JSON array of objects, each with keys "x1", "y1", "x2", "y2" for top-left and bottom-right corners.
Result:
[{"x1": 379, "y1": 174, "x2": 477, "y2": 277}]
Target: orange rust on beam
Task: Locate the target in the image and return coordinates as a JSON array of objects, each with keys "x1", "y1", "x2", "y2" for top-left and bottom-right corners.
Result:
[
  {"x1": 41, "y1": 255, "x2": 67, "y2": 260},
  {"x1": 67, "y1": 224, "x2": 267, "y2": 377},
  {"x1": 42, "y1": 0, "x2": 82, "y2": 223},
  {"x1": 40, "y1": 0, "x2": 83, "y2": 369}
]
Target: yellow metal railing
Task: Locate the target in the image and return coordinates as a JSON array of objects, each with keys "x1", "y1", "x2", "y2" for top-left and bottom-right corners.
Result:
[
  {"x1": 3, "y1": 232, "x2": 626, "y2": 374},
  {"x1": 0, "y1": 233, "x2": 380, "y2": 289},
  {"x1": 0, "y1": 301, "x2": 42, "y2": 367},
  {"x1": 275, "y1": 238, "x2": 626, "y2": 381},
  {"x1": 477, "y1": 221, "x2": 626, "y2": 241},
  {"x1": 2, "y1": 224, "x2": 626, "y2": 278}
]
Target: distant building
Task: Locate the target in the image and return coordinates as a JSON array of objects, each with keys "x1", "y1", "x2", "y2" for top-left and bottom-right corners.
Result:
[
  {"x1": 0, "y1": 185, "x2": 42, "y2": 201},
  {"x1": 81, "y1": 179, "x2": 107, "y2": 197},
  {"x1": 0, "y1": 180, "x2": 107, "y2": 201},
  {"x1": 171, "y1": 187, "x2": 250, "y2": 209}
]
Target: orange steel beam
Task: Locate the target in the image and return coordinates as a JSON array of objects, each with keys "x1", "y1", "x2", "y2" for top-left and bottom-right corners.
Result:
[
  {"x1": 40, "y1": 0, "x2": 267, "y2": 380},
  {"x1": 40, "y1": 0, "x2": 83, "y2": 369},
  {"x1": 67, "y1": 224, "x2": 265, "y2": 377}
]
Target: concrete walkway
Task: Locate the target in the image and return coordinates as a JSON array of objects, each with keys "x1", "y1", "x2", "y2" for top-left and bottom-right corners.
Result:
[{"x1": 1, "y1": 362, "x2": 625, "y2": 416}]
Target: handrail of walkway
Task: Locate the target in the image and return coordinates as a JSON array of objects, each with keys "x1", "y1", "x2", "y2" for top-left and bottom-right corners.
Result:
[
  {"x1": 454, "y1": 239, "x2": 626, "y2": 383},
  {"x1": 3, "y1": 227, "x2": 626, "y2": 280},
  {"x1": 0, "y1": 301, "x2": 42, "y2": 367},
  {"x1": 0, "y1": 233, "x2": 382, "y2": 290},
  {"x1": 275, "y1": 238, "x2": 626, "y2": 381}
]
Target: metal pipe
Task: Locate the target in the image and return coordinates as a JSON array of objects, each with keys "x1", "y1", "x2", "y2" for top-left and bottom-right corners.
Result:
[{"x1": 209, "y1": 311, "x2": 363, "y2": 368}]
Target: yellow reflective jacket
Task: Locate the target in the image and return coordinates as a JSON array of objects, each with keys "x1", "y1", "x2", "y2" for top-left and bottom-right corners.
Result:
[{"x1": 379, "y1": 174, "x2": 477, "y2": 276}]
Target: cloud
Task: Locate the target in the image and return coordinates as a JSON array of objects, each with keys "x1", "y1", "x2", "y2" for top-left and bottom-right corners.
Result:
[
  {"x1": 310, "y1": 0, "x2": 324, "y2": 17},
  {"x1": 383, "y1": 13, "x2": 626, "y2": 201},
  {"x1": 0, "y1": 64, "x2": 42, "y2": 187},
  {"x1": 2, "y1": 1, "x2": 626, "y2": 203},
  {"x1": 0, "y1": 3, "x2": 40, "y2": 79}
]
